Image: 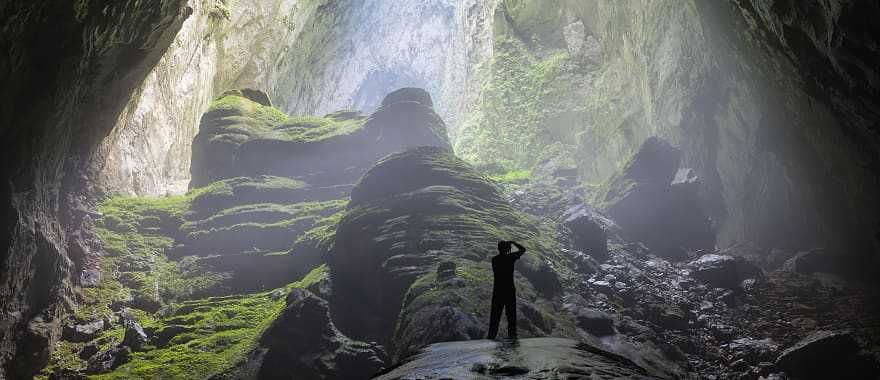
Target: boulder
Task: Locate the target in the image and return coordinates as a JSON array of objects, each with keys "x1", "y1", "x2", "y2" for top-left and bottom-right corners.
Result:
[
  {"x1": 575, "y1": 308, "x2": 615, "y2": 336},
  {"x1": 256, "y1": 289, "x2": 385, "y2": 379},
  {"x1": 120, "y1": 313, "x2": 148, "y2": 351},
  {"x1": 62, "y1": 320, "x2": 105, "y2": 343},
  {"x1": 78, "y1": 344, "x2": 100, "y2": 361},
  {"x1": 775, "y1": 330, "x2": 880, "y2": 379},
  {"x1": 563, "y1": 208, "x2": 609, "y2": 261},
  {"x1": 687, "y1": 254, "x2": 763, "y2": 289},
  {"x1": 86, "y1": 347, "x2": 131, "y2": 374},
  {"x1": 599, "y1": 137, "x2": 714, "y2": 259},
  {"x1": 373, "y1": 338, "x2": 653, "y2": 379}
]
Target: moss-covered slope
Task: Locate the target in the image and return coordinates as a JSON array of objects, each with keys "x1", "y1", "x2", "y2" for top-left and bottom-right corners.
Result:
[{"x1": 42, "y1": 88, "x2": 455, "y2": 378}]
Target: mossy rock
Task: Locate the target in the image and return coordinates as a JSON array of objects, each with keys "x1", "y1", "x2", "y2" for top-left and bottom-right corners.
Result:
[
  {"x1": 330, "y1": 147, "x2": 572, "y2": 357},
  {"x1": 191, "y1": 88, "x2": 450, "y2": 188}
]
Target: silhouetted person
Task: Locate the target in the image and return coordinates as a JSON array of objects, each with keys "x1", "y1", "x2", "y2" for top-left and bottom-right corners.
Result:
[{"x1": 487, "y1": 240, "x2": 526, "y2": 339}]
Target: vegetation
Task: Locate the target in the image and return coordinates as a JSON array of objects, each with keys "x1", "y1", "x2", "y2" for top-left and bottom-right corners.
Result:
[
  {"x1": 453, "y1": 8, "x2": 585, "y2": 172},
  {"x1": 205, "y1": 94, "x2": 366, "y2": 144},
  {"x1": 489, "y1": 169, "x2": 532, "y2": 183}
]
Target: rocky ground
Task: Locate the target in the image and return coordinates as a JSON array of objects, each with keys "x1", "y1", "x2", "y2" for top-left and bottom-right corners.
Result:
[{"x1": 490, "y1": 139, "x2": 880, "y2": 379}]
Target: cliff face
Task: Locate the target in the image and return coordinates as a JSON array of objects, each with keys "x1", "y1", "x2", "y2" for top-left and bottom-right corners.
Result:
[
  {"x1": 455, "y1": 0, "x2": 880, "y2": 263},
  {"x1": 92, "y1": 0, "x2": 306, "y2": 196},
  {"x1": 0, "y1": 1, "x2": 190, "y2": 377}
]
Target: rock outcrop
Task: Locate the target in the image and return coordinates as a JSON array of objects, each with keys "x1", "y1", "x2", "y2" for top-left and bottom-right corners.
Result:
[
  {"x1": 190, "y1": 89, "x2": 449, "y2": 188},
  {"x1": 256, "y1": 289, "x2": 385, "y2": 379},
  {"x1": 599, "y1": 137, "x2": 715, "y2": 259},
  {"x1": 330, "y1": 146, "x2": 569, "y2": 359},
  {"x1": 373, "y1": 338, "x2": 653, "y2": 379}
]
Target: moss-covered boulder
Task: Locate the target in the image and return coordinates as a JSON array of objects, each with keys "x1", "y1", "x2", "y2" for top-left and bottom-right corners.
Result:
[
  {"x1": 190, "y1": 88, "x2": 450, "y2": 188},
  {"x1": 329, "y1": 146, "x2": 571, "y2": 359}
]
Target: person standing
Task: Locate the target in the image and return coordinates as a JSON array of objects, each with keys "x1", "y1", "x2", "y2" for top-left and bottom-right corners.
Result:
[{"x1": 487, "y1": 240, "x2": 526, "y2": 339}]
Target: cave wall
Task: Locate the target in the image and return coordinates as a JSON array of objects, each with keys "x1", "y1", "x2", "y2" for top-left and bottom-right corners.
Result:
[
  {"x1": 94, "y1": 0, "x2": 499, "y2": 197},
  {"x1": 92, "y1": 0, "x2": 306, "y2": 196},
  {"x1": 455, "y1": 0, "x2": 880, "y2": 262},
  {"x1": 0, "y1": 1, "x2": 190, "y2": 377}
]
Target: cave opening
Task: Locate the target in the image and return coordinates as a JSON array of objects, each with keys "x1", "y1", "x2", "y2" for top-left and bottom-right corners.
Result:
[{"x1": 2, "y1": 1, "x2": 879, "y2": 379}]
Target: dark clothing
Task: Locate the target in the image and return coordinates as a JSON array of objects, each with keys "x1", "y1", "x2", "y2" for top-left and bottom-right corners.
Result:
[{"x1": 487, "y1": 250, "x2": 525, "y2": 339}]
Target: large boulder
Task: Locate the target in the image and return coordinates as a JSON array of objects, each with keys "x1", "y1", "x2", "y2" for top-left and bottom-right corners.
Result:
[
  {"x1": 562, "y1": 205, "x2": 610, "y2": 261},
  {"x1": 86, "y1": 347, "x2": 131, "y2": 374},
  {"x1": 598, "y1": 137, "x2": 714, "y2": 259},
  {"x1": 256, "y1": 289, "x2": 385, "y2": 379},
  {"x1": 120, "y1": 311, "x2": 148, "y2": 351},
  {"x1": 687, "y1": 254, "x2": 763, "y2": 289},
  {"x1": 62, "y1": 320, "x2": 105, "y2": 343},
  {"x1": 330, "y1": 146, "x2": 567, "y2": 359},
  {"x1": 775, "y1": 330, "x2": 880, "y2": 379},
  {"x1": 373, "y1": 338, "x2": 653, "y2": 379}
]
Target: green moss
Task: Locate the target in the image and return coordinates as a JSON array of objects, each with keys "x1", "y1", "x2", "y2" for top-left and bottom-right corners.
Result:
[
  {"x1": 80, "y1": 266, "x2": 326, "y2": 380},
  {"x1": 489, "y1": 169, "x2": 532, "y2": 183},
  {"x1": 205, "y1": 94, "x2": 366, "y2": 145},
  {"x1": 453, "y1": 16, "x2": 584, "y2": 170},
  {"x1": 295, "y1": 207, "x2": 347, "y2": 251},
  {"x1": 273, "y1": 115, "x2": 366, "y2": 143}
]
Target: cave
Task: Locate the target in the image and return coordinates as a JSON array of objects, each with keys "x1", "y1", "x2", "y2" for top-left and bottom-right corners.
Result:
[{"x1": 1, "y1": 1, "x2": 879, "y2": 379}]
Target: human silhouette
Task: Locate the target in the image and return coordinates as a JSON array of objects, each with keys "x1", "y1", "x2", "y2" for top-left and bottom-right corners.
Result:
[{"x1": 487, "y1": 240, "x2": 526, "y2": 339}]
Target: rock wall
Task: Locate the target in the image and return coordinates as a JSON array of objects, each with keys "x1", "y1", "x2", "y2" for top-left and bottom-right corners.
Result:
[
  {"x1": 0, "y1": 1, "x2": 190, "y2": 377},
  {"x1": 92, "y1": 0, "x2": 305, "y2": 196},
  {"x1": 95, "y1": 0, "x2": 498, "y2": 197},
  {"x1": 455, "y1": 0, "x2": 880, "y2": 264}
]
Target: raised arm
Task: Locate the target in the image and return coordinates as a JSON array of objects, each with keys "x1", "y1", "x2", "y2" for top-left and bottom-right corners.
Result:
[{"x1": 511, "y1": 241, "x2": 526, "y2": 259}]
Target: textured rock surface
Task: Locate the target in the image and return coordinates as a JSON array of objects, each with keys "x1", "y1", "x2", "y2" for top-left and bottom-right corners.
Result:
[
  {"x1": 256, "y1": 288, "x2": 385, "y2": 379},
  {"x1": 330, "y1": 146, "x2": 572, "y2": 360},
  {"x1": 189, "y1": 90, "x2": 449, "y2": 188},
  {"x1": 0, "y1": 1, "x2": 190, "y2": 377},
  {"x1": 93, "y1": 0, "x2": 309, "y2": 196},
  {"x1": 373, "y1": 338, "x2": 653, "y2": 379}
]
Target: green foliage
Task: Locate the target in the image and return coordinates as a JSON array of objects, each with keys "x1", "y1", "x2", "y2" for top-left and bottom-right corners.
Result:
[{"x1": 454, "y1": 23, "x2": 583, "y2": 170}]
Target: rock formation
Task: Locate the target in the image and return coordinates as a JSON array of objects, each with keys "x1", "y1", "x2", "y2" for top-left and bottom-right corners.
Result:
[
  {"x1": 374, "y1": 338, "x2": 653, "y2": 379},
  {"x1": 330, "y1": 146, "x2": 570, "y2": 360}
]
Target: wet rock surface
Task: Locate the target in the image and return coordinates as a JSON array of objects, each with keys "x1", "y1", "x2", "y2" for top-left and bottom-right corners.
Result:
[{"x1": 374, "y1": 338, "x2": 653, "y2": 379}]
